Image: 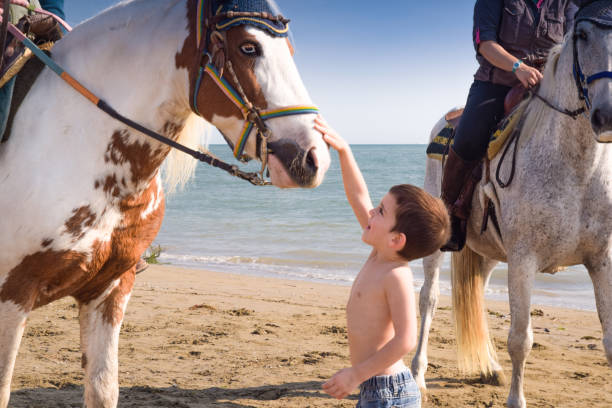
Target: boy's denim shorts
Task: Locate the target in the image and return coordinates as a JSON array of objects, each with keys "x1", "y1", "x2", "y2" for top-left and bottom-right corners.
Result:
[{"x1": 356, "y1": 369, "x2": 421, "y2": 408}]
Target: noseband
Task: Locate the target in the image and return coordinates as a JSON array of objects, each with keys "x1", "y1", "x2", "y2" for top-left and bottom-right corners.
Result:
[{"x1": 191, "y1": 0, "x2": 319, "y2": 179}]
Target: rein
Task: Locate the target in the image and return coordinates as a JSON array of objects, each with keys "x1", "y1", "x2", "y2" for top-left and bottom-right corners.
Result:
[{"x1": 530, "y1": 89, "x2": 586, "y2": 119}]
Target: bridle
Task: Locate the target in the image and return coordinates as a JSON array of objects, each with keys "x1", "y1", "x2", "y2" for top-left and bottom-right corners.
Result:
[
  {"x1": 572, "y1": 7, "x2": 612, "y2": 111},
  {"x1": 532, "y1": 0, "x2": 612, "y2": 119},
  {"x1": 190, "y1": 0, "x2": 319, "y2": 179}
]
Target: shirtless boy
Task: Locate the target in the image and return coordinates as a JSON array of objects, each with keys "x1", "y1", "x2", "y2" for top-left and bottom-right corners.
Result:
[{"x1": 315, "y1": 116, "x2": 450, "y2": 407}]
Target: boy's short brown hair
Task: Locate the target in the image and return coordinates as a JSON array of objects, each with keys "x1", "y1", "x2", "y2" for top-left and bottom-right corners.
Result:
[{"x1": 389, "y1": 184, "x2": 451, "y2": 261}]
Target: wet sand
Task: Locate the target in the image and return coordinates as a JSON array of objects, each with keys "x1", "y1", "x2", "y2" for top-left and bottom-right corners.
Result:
[{"x1": 10, "y1": 264, "x2": 612, "y2": 407}]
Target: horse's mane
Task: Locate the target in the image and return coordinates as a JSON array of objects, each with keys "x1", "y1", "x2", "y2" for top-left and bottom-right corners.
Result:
[
  {"x1": 520, "y1": 39, "x2": 570, "y2": 142},
  {"x1": 163, "y1": 114, "x2": 211, "y2": 194}
]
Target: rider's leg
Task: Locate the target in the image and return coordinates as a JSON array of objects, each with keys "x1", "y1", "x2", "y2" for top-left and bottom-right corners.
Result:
[{"x1": 441, "y1": 80, "x2": 510, "y2": 251}]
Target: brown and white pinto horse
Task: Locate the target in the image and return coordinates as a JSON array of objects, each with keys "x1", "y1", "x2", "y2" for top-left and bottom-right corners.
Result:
[{"x1": 0, "y1": 0, "x2": 330, "y2": 406}]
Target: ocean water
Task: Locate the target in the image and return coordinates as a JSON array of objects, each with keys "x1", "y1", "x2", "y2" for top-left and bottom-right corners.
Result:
[{"x1": 155, "y1": 145, "x2": 596, "y2": 311}]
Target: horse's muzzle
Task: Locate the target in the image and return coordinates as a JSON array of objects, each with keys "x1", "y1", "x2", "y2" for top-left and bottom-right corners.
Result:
[
  {"x1": 267, "y1": 139, "x2": 322, "y2": 188},
  {"x1": 592, "y1": 102, "x2": 612, "y2": 142}
]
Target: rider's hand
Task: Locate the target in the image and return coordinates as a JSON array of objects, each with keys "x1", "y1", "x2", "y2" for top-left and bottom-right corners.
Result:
[
  {"x1": 514, "y1": 63, "x2": 543, "y2": 88},
  {"x1": 314, "y1": 115, "x2": 349, "y2": 154}
]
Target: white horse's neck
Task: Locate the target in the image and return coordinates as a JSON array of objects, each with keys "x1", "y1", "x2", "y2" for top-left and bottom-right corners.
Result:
[{"x1": 521, "y1": 38, "x2": 610, "y2": 174}]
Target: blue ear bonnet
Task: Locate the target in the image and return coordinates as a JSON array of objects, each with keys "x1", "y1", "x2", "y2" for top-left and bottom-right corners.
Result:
[
  {"x1": 575, "y1": 0, "x2": 612, "y2": 27},
  {"x1": 212, "y1": 0, "x2": 290, "y2": 37}
]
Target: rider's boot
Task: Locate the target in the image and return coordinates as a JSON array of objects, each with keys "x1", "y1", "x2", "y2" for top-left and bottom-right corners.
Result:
[{"x1": 440, "y1": 147, "x2": 481, "y2": 252}]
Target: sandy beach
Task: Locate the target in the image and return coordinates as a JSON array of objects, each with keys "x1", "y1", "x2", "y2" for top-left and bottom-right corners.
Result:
[{"x1": 9, "y1": 264, "x2": 612, "y2": 407}]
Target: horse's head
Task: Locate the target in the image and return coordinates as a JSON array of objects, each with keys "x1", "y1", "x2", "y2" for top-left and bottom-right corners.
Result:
[
  {"x1": 178, "y1": 0, "x2": 330, "y2": 188},
  {"x1": 572, "y1": 1, "x2": 612, "y2": 142}
]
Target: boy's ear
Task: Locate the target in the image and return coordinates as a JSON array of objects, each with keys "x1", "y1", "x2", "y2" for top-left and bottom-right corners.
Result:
[{"x1": 389, "y1": 231, "x2": 406, "y2": 251}]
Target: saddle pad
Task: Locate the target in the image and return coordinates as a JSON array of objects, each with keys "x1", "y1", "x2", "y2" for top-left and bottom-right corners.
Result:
[
  {"x1": 426, "y1": 123, "x2": 454, "y2": 161},
  {"x1": 0, "y1": 42, "x2": 53, "y2": 88},
  {"x1": 486, "y1": 103, "x2": 527, "y2": 160},
  {"x1": 426, "y1": 103, "x2": 527, "y2": 162}
]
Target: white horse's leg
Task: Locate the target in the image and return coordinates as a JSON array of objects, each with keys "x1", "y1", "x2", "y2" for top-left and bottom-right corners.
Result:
[
  {"x1": 481, "y1": 257, "x2": 504, "y2": 380},
  {"x1": 79, "y1": 271, "x2": 135, "y2": 408},
  {"x1": 411, "y1": 250, "x2": 444, "y2": 395},
  {"x1": 506, "y1": 258, "x2": 536, "y2": 408},
  {"x1": 0, "y1": 301, "x2": 29, "y2": 408},
  {"x1": 587, "y1": 257, "x2": 612, "y2": 367}
]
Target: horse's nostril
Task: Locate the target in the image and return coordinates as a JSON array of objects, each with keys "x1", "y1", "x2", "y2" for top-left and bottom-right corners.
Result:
[
  {"x1": 305, "y1": 147, "x2": 318, "y2": 172},
  {"x1": 592, "y1": 109, "x2": 604, "y2": 131}
]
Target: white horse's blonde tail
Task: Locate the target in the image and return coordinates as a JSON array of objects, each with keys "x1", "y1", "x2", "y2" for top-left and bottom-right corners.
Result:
[{"x1": 451, "y1": 246, "x2": 499, "y2": 377}]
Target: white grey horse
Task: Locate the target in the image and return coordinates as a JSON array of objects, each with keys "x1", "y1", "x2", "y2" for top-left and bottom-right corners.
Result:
[{"x1": 411, "y1": 5, "x2": 612, "y2": 408}]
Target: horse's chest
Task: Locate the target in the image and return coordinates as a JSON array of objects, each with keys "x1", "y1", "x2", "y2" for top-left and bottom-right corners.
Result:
[
  {"x1": 73, "y1": 187, "x2": 166, "y2": 304},
  {"x1": 0, "y1": 183, "x2": 165, "y2": 310}
]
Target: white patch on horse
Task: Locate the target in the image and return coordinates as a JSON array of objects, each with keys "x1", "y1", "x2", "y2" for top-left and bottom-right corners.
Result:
[{"x1": 141, "y1": 173, "x2": 163, "y2": 220}]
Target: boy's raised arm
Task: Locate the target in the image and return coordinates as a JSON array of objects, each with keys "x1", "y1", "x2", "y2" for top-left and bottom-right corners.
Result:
[{"x1": 314, "y1": 116, "x2": 372, "y2": 229}]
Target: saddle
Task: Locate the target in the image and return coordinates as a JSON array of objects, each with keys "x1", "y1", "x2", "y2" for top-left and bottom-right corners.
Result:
[
  {"x1": 0, "y1": 13, "x2": 62, "y2": 143},
  {"x1": 426, "y1": 84, "x2": 529, "y2": 162},
  {"x1": 426, "y1": 84, "x2": 530, "y2": 242}
]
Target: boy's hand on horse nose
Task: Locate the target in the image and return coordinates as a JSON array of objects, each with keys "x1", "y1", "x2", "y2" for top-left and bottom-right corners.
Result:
[{"x1": 314, "y1": 117, "x2": 347, "y2": 153}]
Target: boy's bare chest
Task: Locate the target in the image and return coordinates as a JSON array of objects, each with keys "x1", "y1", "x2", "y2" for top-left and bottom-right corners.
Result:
[{"x1": 347, "y1": 267, "x2": 386, "y2": 313}]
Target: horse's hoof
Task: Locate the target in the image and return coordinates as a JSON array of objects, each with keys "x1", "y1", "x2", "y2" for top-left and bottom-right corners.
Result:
[{"x1": 480, "y1": 369, "x2": 505, "y2": 386}]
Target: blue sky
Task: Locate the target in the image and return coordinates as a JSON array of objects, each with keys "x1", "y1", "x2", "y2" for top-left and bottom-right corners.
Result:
[{"x1": 64, "y1": 1, "x2": 478, "y2": 144}]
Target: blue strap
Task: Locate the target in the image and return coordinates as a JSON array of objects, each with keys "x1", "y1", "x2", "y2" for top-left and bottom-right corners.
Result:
[{"x1": 586, "y1": 71, "x2": 612, "y2": 84}]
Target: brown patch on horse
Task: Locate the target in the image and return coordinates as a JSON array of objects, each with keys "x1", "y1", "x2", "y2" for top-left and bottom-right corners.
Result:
[
  {"x1": 97, "y1": 174, "x2": 120, "y2": 197},
  {"x1": 73, "y1": 178, "x2": 165, "y2": 311},
  {"x1": 105, "y1": 130, "x2": 169, "y2": 185},
  {"x1": 100, "y1": 269, "x2": 135, "y2": 326},
  {"x1": 175, "y1": 0, "x2": 198, "y2": 85},
  {"x1": 65, "y1": 206, "x2": 97, "y2": 239},
  {"x1": 96, "y1": 129, "x2": 174, "y2": 198},
  {"x1": 0, "y1": 249, "x2": 91, "y2": 311},
  {"x1": 1, "y1": 178, "x2": 164, "y2": 319},
  {"x1": 81, "y1": 353, "x2": 88, "y2": 369},
  {"x1": 41, "y1": 238, "x2": 53, "y2": 248}
]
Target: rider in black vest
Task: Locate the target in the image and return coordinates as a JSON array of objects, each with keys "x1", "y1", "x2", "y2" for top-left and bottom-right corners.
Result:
[{"x1": 440, "y1": 0, "x2": 578, "y2": 252}]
